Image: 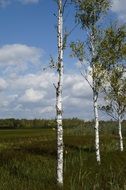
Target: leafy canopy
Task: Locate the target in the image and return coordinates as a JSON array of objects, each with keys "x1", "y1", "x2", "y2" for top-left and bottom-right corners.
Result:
[
  {"x1": 72, "y1": 0, "x2": 111, "y2": 28},
  {"x1": 101, "y1": 66, "x2": 126, "y2": 120},
  {"x1": 99, "y1": 25, "x2": 126, "y2": 70}
]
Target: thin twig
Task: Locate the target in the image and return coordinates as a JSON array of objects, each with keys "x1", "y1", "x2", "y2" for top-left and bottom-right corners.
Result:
[
  {"x1": 53, "y1": 83, "x2": 57, "y2": 89},
  {"x1": 62, "y1": 0, "x2": 68, "y2": 14},
  {"x1": 81, "y1": 71, "x2": 93, "y2": 90}
]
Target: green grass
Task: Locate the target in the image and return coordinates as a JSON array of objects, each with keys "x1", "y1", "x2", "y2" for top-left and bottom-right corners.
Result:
[{"x1": 0, "y1": 128, "x2": 126, "y2": 189}]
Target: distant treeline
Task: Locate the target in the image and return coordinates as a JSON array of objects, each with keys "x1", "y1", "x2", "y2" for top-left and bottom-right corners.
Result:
[{"x1": 0, "y1": 118, "x2": 125, "y2": 129}]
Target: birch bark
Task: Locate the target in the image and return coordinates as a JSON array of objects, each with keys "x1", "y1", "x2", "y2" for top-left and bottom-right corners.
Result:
[
  {"x1": 56, "y1": 0, "x2": 64, "y2": 185},
  {"x1": 91, "y1": 33, "x2": 101, "y2": 163},
  {"x1": 118, "y1": 115, "x2": 124, "y2": 151},
  {"x1": 93, "y1": 90, "x2": 101, "y2": 163}
]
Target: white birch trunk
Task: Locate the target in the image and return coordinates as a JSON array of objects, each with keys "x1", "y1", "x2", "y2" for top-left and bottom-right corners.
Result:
[
  {"x1": 90, "y1": 32, "x2": 101, "y2": 163},
  {"x1": 93, "y1": 90, "x2": 101, "y2": 163},
  {"x1": 118, "y1": 115, "x2": 123, "y2": 151},
  {"x1": 56, "y1": 0, "x2": 64, "y2": 185}
]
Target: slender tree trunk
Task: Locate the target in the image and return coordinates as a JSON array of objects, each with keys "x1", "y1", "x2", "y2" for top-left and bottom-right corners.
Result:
[
  {"x1": 56, "y1": 0, "x2": 64, "y2": 185},
  {"x1": 93, "y1": 90, "x2": 101, "y2": 163},
  {"x1": 91, "y1": 31, "x2": 101, "y2": 163},
  {"x1": 118, "y1": 115, "x2": 123, "y2": 151}
]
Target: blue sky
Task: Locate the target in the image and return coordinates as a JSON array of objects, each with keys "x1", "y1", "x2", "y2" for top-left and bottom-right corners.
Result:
[
  {"x1": 0, "y1": 1, "x2": 57, "y2": 53},
  {"x1": 4, "y1": 0, "x2": 82, "y2": 73},
  {"x1": 0, "y1": 0, "x2": 125, "y2": 119}
]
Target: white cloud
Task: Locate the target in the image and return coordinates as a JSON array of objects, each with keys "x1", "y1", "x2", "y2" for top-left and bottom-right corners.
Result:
[
  {"x1": 0, "y1": 44, "x2": 42, "y2": 66},
  {"x1": 0, "y1": 43, "x2": 103, "y2": 120},
  {"x1": 37, "y1": 106, "x2": 54, "y2": 114},
  {"x1": 0, "y1": 44, "x2": 42, "y2": 75},
  {"x1": 72, "y1": 80, "x2": 91, "y2": 98},
  {"x1": 0, "y1": 100, "x2": 9, "y2": 108},
  {"x1": 112, "y1": 0, "x2": 126, "y2": 20},
  {"x1": 0, "y1": 94, "x2": 18, "y2": 109},
  {"x1": 9, "y1": 72, "x2": 56, "y2": 90},
  {"x1": 19, "y1": 88, "x2": 45, "y2": 103},
  {"x1": 0, "y1": 78, "x2": 8, "y2": 91},
  {"x1": 0, "y1": 69, "x2": 94, "y2": 119}
]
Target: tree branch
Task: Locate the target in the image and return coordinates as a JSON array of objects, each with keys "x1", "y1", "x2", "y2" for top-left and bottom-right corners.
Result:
[
  {"x1": 81, "y1": 71, "x2": 93, "y2": 90},
  {"x1": 99, "y1": 108, "x2": 118, "y2": 121},
  {"x1": 62, "y1": 0, "x2": 68, "y2": 14}
]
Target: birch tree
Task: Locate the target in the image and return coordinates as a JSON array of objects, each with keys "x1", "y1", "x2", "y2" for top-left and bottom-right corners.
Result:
[
  {"x1": 100, "y1": 25, "x2": 126, "y2": 151},
  {"x1": 49, "y1": 0, "x2": 73, "y2": 185},
  {"x1": 56, "y1": 0, "x2": 64, "y2": 185},
  {"x1": 101, "y1": 66, "x2": 126, "y2": 151},
  {"x1": 53, "y1": 0, "x2": 70, "y2": 185},
  {"x1": 71, "y1": 0, "x2": 111, "y2": 163}
]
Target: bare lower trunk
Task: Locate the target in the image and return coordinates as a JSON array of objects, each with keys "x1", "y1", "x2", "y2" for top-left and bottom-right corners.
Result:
[
  {"x1": 56, "y1": 0, "x2": 63, "y2": 185},
  {"x1": 56, "y1": 88, "x2": 63, "y2": 185},
  {"x1": 56, "y1": 101, "x2": 63, "y2": 185},
  {"x1": 118, "y1": 116, "x2": 123, "y2": 151},
  {"x1": 91, "y1": 31, "x2": 101, "y2": 164},
  {"x1": 93, "y1": 91, "x2": 101, "y2": 163}
]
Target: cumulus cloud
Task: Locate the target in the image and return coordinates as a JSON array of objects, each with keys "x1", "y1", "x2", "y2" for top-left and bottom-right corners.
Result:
[
  {"x1": 0, "y1": 44, "x2": 42, "y2": 65},
  {"x1": 0, "y1": 78, "x2": 8, "y2": 91},
  {"x1": 0, "y1": 70, "x2": 94, "y2": 119},
  {"x1": 19, "y1": 88, "x2": 45, "y2": 103},
  {"x1": 112, "y1": 0, "x2": 126, "y2": 20},
  {"x1": 0, "y1": 44, "x2": 42, "y2": 75},
  {"x1": 0, "y1": 43, "x2": 103, "y2": 120}
]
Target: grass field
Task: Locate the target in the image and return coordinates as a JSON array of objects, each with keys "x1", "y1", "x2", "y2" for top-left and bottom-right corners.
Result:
[{"x1": 0, "y1": 126, "x2": 126, "y2": 190}]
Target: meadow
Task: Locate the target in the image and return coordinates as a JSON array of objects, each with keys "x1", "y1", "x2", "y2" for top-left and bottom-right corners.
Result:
[{"x1": 0, "y1": 121, "x2": 126, "y2": 190}]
